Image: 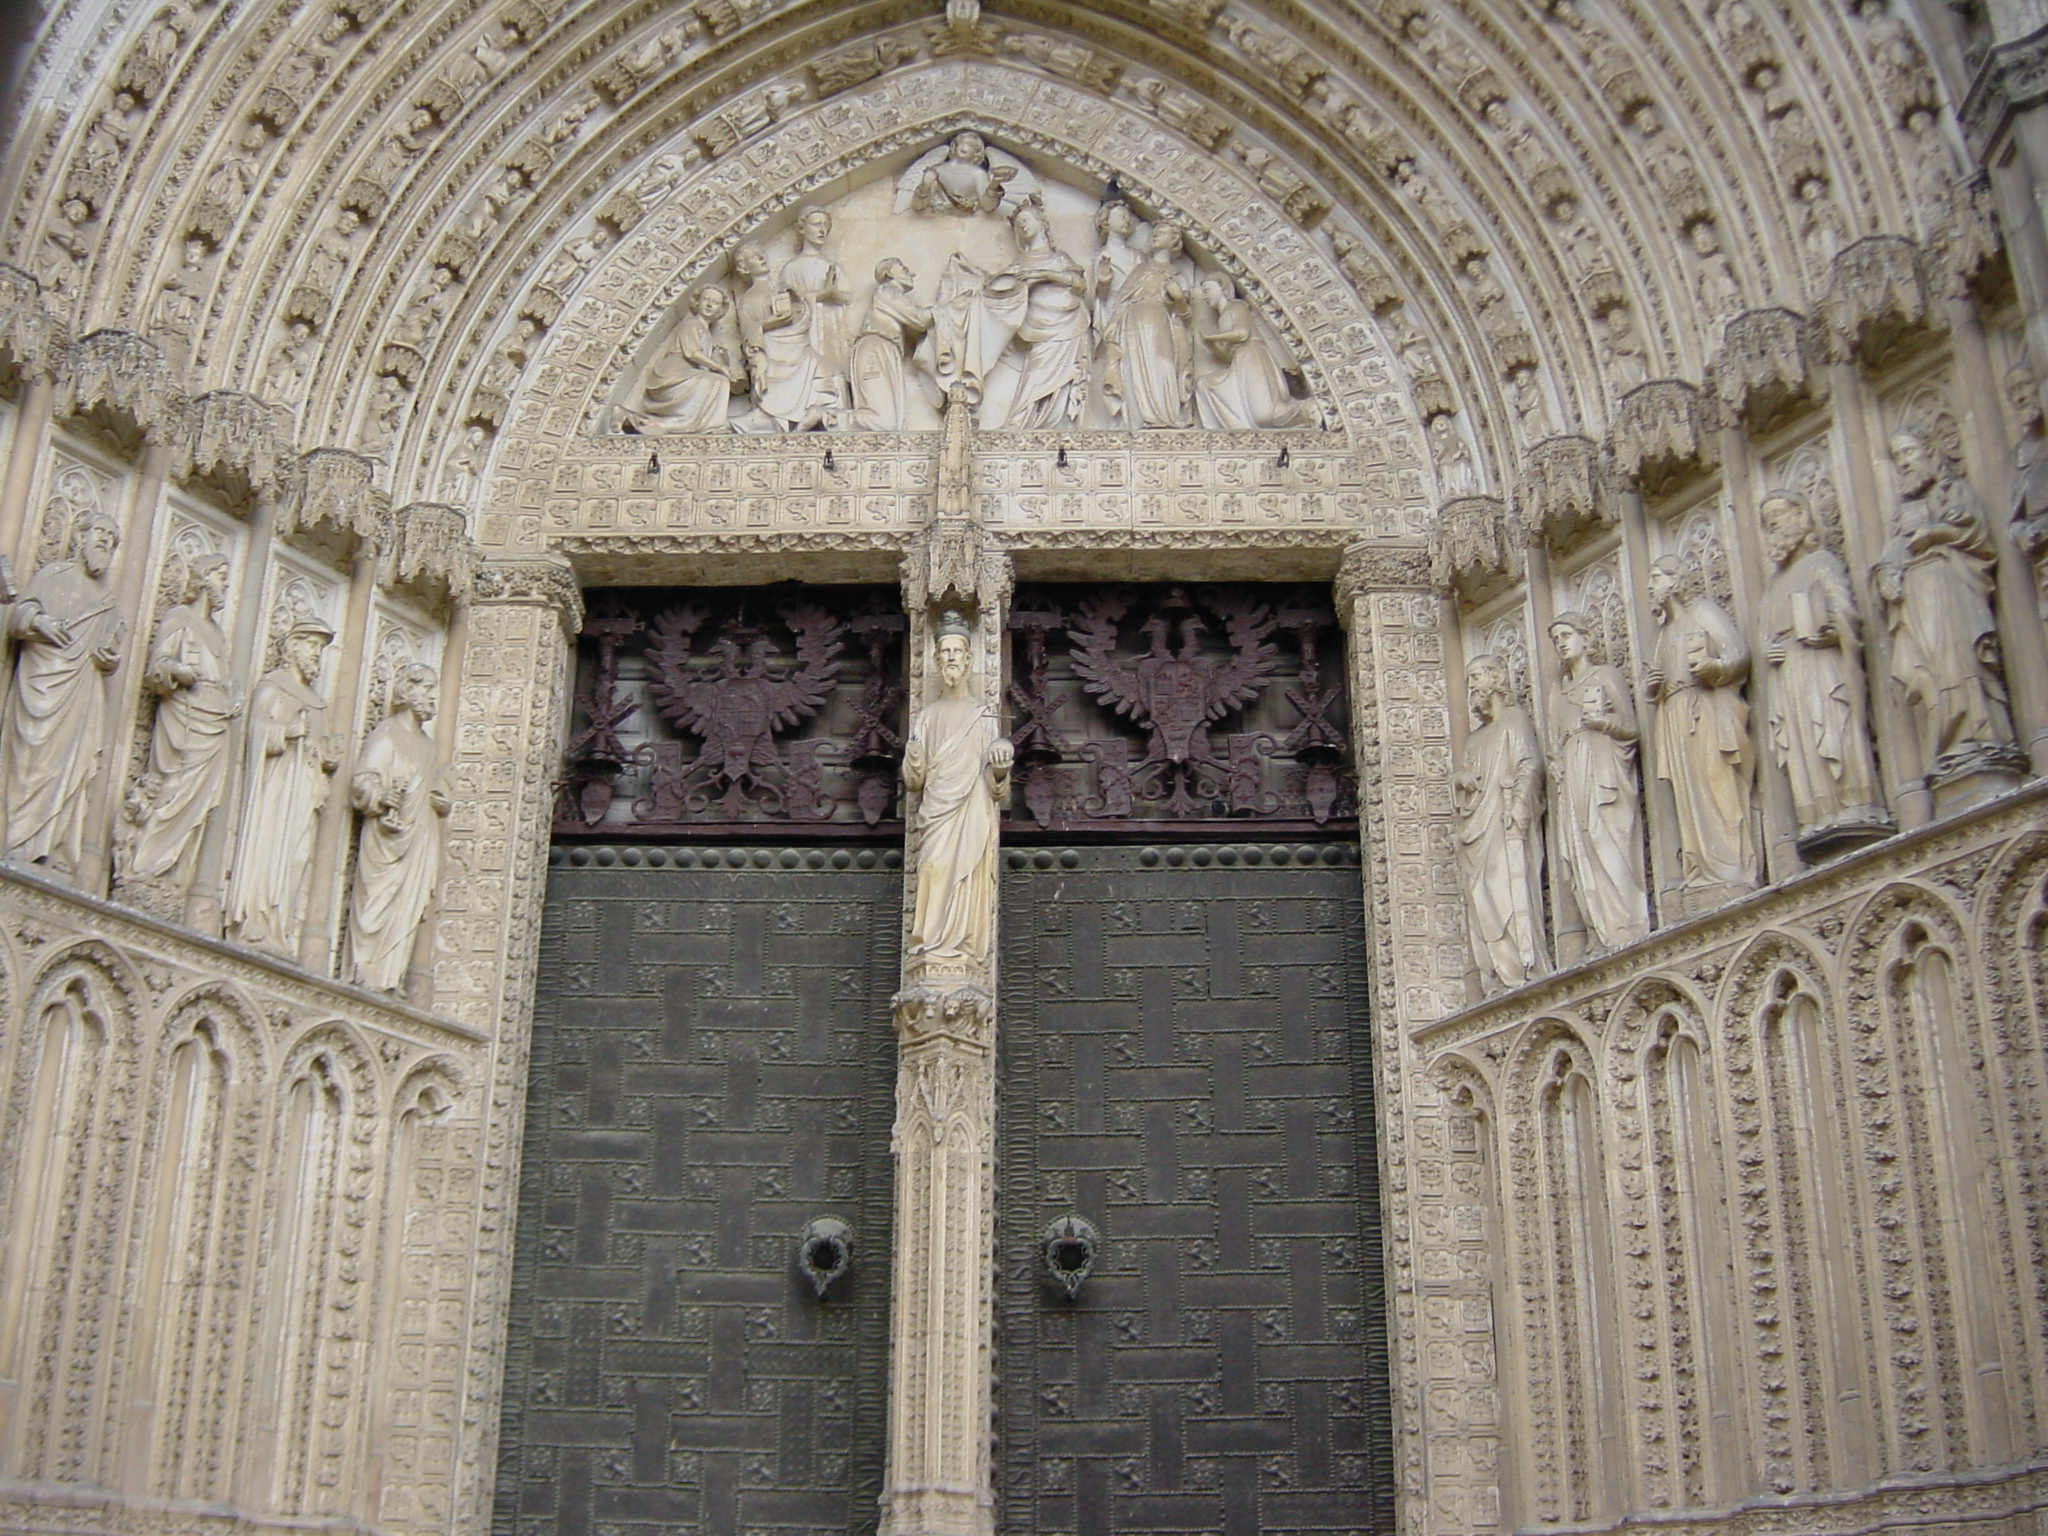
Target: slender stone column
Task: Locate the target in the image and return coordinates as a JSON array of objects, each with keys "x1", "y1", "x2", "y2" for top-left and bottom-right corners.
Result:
[{"x1": 881, "y1": 395, "x2": 1011, "y2": 1536}]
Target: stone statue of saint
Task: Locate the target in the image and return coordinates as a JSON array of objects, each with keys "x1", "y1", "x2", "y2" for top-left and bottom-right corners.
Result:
[
  {"x1": 2, "y1": 507, "x2": 125, "y2": 877},
  {"x1": 1873, "y1": 426, "x2": 2020, "y2": 778},
  {"x1": 2006, "y1": 363, "x2": 2048, "y2": 620},
  {"x1": 732, "y1": 241, "x2": 838, "y2": 433},
  {"x1": 1193, "y1": 274, "x2": 1310, "y2": 430},
  {"x1": 1101, "y1": 220, "x2": 1194, "y2": 428},
  {"x1": 902, "y1": 614, "x2": 1012, "y2": 975},
  {"x1": 779, "y1": 205, "x2": 850, "y2": 384},
  {"x1": 1757, "y1": 491, "x2": 1888, "y2": 844},
  {"x1": 848, "y1": 258, "x2": 932, "y2": 431},
  {"x1": 1092, "y1": 199, "x2": 1147, "y2": 328},
  {"x1": 617, "y1": 284, "x2": 746, "y2": 434},
  {"x1": 125, "y1": 552, "x2": 244, "y2": 906},
  {"x1": 1453, "y1": 654, "x2": 1544, "y2": 991},
  {"x1": 926, "y1": 201, "x2": 1091, "y2": 430},
  {"x1": 346, "y1": 662, "x2": 450, "y2": 992},
  {"x1": 227, "y1": 618, "x2": 337, "y2": 953},
  {"x1": 1547, "y1": 610, "x2": 1650, "y2": 951},
  {"x1": 1645, "y1": 556, "x2": 1757, "y2": 895}
]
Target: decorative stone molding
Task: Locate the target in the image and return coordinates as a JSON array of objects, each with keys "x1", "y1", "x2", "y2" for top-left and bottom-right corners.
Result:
[
  {"x1": 1714, "y1": 308, "x2": 1825, "y2": 435},
  {"x1": 1609, "y1": 379, "x2": 1716, "y2": 499},
  {"x1": 1433, "y1": 495, "x2": 1518, "y2": 603},
  {"x1": 472, "y1": 553, "x2": 585, "y2": 636},
  {"x1": 383, "y1": 501, "x2": 477, "y2": 603},
  {"x1": 279, "y1": 446, "x2": 387, "y2": 542},
  {"x1": 1516, "y1": 434, "x2": 1614, "y2": 553},
  {"x1": 1823, "y1": 235, "x2": 1942, "y2": 368},
  {"x1": 1335, "y1": 538, "x2": 1434, "y2": 611},
  {"x1": 177, "y1": 390, "x2": 295, "y2": 501},
  {"x1": 1961, "y1": 19, "x2": 2048, "y2": 158},
  {"x1": 60, "y1": 330, "x2": 183, "y2": 443}
]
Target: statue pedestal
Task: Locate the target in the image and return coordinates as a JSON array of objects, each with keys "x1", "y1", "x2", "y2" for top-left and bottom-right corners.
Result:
[
  {"x1": 1930, "y1": 758, "x2": 2027, "y2": 816},
  {"x1": 1794, "y1": 809, "x2": 1895, "y2": 864}
]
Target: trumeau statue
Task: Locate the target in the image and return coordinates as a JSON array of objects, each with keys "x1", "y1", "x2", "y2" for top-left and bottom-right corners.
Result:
[
  {"x1": 1547, "y1": 609, "x2": 1650, "y2": 951},
  {"x1": 346, "y1": 662, "x2": 450, "y2": 993},
  {"x1": 1757, "y1": 491, "x2": 1889, "y2": 845},
  {"x1": 1646, "y1": 555, "x2": 1757, "y2": 895},
  {"x1": 617, "y1": 135, "x2": 1312, "y2": 434},
  {"x1": 1454, "y1": 654, "x2": 1544, "y2": 991},
  {"x1": 903, "y1": 614, "x2": 1011, "y2": 976},
  {"x1": 1874, "y1": 426, "x2": 2021, "y2": 778},
  {"x1": 227, "y1": 618, "x2": 337, "y2": 954},
  {"x1": 2, "y1": 508, "x2": 125, "y2": 878},
  {"x1": 125, "y1": 553, "x2": 244, "y2": 906}
]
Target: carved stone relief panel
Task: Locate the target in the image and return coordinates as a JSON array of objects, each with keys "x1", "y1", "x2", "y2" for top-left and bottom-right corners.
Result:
[
  {"x1": 1002, "y1": 582, "x2": 1350, "y2": 836},
  {"x1": 556, "y1": 585, "x2": 908, "y2": 840}
]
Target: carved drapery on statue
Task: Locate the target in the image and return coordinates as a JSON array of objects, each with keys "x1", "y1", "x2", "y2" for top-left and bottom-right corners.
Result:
[
  {"x1": 608, "y1": 133, "x2": 1314, "y2": 435},
  {"x1": 557, "y1": 586, "x2": 908, "y2": 838},
  {"x1": 1004, "y1": 583, "x2": 1351, "y2": 835}
]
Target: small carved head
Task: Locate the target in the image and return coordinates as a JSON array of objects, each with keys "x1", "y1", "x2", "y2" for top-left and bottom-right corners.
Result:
[
  {"x1": 395, "y1": 661, "x2": 439, "y2": 723},
  {"x1": 795, "y1": 204, "x2": 832, "y2": 245},
  {"x1": 1887, "y1": 427, "x2": 1940, "y2": 497},
  {"x1": 1150, "y1": 220, "x2": 1185, "y2": 256},
  {"x1": 731, "y1": 241, "x2": 769, "y2": 279},
  {"x1": 949, "y1": 130, "x2": 986, "y2": 162},
  {"x1": 1759, "y1": 490, "x2": 1815, "y2": 567},
  {"x1": 1011, "y1": 199, "x2": 1048, "y2": 245},
  {"x1": 2005, "y1": 362, "x2": 2044, "y2": 433},
  {"x1": 187, "y1": 551, "x2": 231, "y2": 606},
  {"x1": 1094, "y1": 199, "x2": 1136, "y2": 239},
  {"x1": 1547, "y1": 610, "x2": 1601, "y2": 666},
  {"x1": 688, "y1": 283, "x2": 729, "y2": 319},
  {"x1": 1465, "y1": 653, "x2": 1508, "y2": 717},
  {"x1": 286, "y1": 618, "x2": 335, "y2": 681},
  {"x1": 873, "y1": 257, "x2": 912, "y2": 288},
  {"x1": 76, "y1": 507, "x2": 121, "y2": 575},
  {"x1": 1647, "y1": 554, "x2": 1690, "y2": 608},
  {"x1": 934, "y1": 612, "x2": 974, "y2": 690}
]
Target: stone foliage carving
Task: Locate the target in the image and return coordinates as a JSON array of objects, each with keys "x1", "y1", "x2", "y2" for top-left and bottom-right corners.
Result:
[
  {"x1": 346, "y1": 664, "x2": 449, "y2": 994},
  {"x1": 1875, "y1": 426, "x2": 2023, "y2": 783},
  {"x1": 1547, "y1": 609, "x2": 1649, "y2": 952},
  {"x1": 2, "y1": 509, "x2": 125, "y2": 879},
  {"x1": 1455, "y1": 653, "x2": 1544, "y2": 991},
  {"x1": 1646, "y1": 555, "x2": 1757, "y2": 899}
]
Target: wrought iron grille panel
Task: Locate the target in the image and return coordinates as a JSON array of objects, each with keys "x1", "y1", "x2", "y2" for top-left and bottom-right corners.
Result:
[
  {"x1": 557, "y1": 586, "x2": 908, "y2": 841},
  {"x1": 996, "y1": 843, "x2": 1393, "y2": 1536},
  {"x1": 495, "y1": 847, "x2": 902, "y2": 1536},
  {"x1": 1005, "y1": 584, "x2": 1352, "y2": 839}
]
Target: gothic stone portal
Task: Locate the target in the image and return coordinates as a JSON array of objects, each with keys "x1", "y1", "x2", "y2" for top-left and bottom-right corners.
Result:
[
  {"x1": 998, "y1": 846, "x2": 1392, "y2": 1536},
  {"x1": 496, "y1": 848, "x2": 903, "y2": 1536}
]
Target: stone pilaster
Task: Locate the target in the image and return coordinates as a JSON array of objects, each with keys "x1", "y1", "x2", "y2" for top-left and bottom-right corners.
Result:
[{"x1": 881, "y1": 484, "x2": 1011, "y2": 1536}]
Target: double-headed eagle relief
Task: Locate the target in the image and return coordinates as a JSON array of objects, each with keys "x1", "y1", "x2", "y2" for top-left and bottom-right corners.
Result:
[{"x1": 613, "y1": 131, "x2": 1313, "y2": 434}]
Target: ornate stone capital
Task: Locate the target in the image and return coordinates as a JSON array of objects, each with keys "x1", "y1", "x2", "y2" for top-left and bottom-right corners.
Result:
[
  {"x1": 903, "y1": 519, "x2": 1013, "y2": 615},
  {"x1": 61, "y1": 329, "x2": 183, "y2": 443},
  {"x1": 473, "y1": 554, "x2": 584, "y2": 636},
  {"x1": 891, "y1": 980, "x2": 994, "y2": 1050},
  {"x1": 1433, "y1": 496, "x2": 1517, "y2": 603},
  {"x1": 1609, "y1": 380, "x2": 1716, "y2": 498},
  {"x1": 282, "y1": 447, "x2": 388, "y2": 543},
  {"x1": 1824, "y1": 235, "x2": 1941, "y2": 368},
  {"x1": 1335, "y1": 538, "x2": 1433, "y2": 617},
  {"x1": 1714, "y1": 308, "x2": 1826, "y2": 435},
  {"x1": 179, "y1": 390, "x2": 296, "y2": 501},
  {"x1": 384, "y1": 502, "x2": 479, "y2": 604},
  {"x1": 1515, "y1": 434, "x2": 1614, "y2": 553}
]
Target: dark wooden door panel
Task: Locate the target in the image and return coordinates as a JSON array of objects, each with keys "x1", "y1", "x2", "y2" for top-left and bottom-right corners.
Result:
[
  {"x1": 496, "y1": 848, "x2": 902, "y2": 1536},
  {"x1": 998, "y1": 845, "x2": 1393, "y2": 1536}
]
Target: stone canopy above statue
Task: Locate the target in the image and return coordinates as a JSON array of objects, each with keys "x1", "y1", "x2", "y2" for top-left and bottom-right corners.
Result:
[{"x1": 608, "y1": 131, "x2": 1318, "y2": 436}]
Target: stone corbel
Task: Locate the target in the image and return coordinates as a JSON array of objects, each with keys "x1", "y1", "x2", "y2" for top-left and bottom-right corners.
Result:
[
  {"x1": 384, "y1": 502, "x2": 479, "y2": 605},
  {"x1": 1514, "y1": 434, "x2": 1614, "y2": 554},
  {"x1": 280, "y1": 446, "x2": 390, "y2": 546},
  {"x1": 60, "y1": 329, "x2": 185, "y2": 446},
  {"x1": 891, "y1": 979, "x2": 994, "y2": 1049},
  {"x1": 178, "y1": 390, "x2": 296, "y2": 505},
  {"x1": 1713, "y1": 307, "x2": 1827, "y2": 436},
  {"x1": 1433, "y1": 496, "x2": 1519, "y2": 605},
  {"x1": 1609, "y1": 379, "x2": 1716, "y2": 501},
  {"x1": 0, "y1": 263, "x2": 60, "y2": 385},
  {"x1": 1823, "y1": 235, "x2": 1943, "y2": 369}
]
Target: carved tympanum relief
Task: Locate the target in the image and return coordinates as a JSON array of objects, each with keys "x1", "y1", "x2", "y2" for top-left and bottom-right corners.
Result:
[
  {"x1": 1875, "y1": 423, "x2": 2025, "y2": 786},
  {"x1": 609, "y1": 132, "x2": 1313, "y2": 435},
  {"x1": 2, "y1": 507, "x2": 125, "y2": 881}
]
